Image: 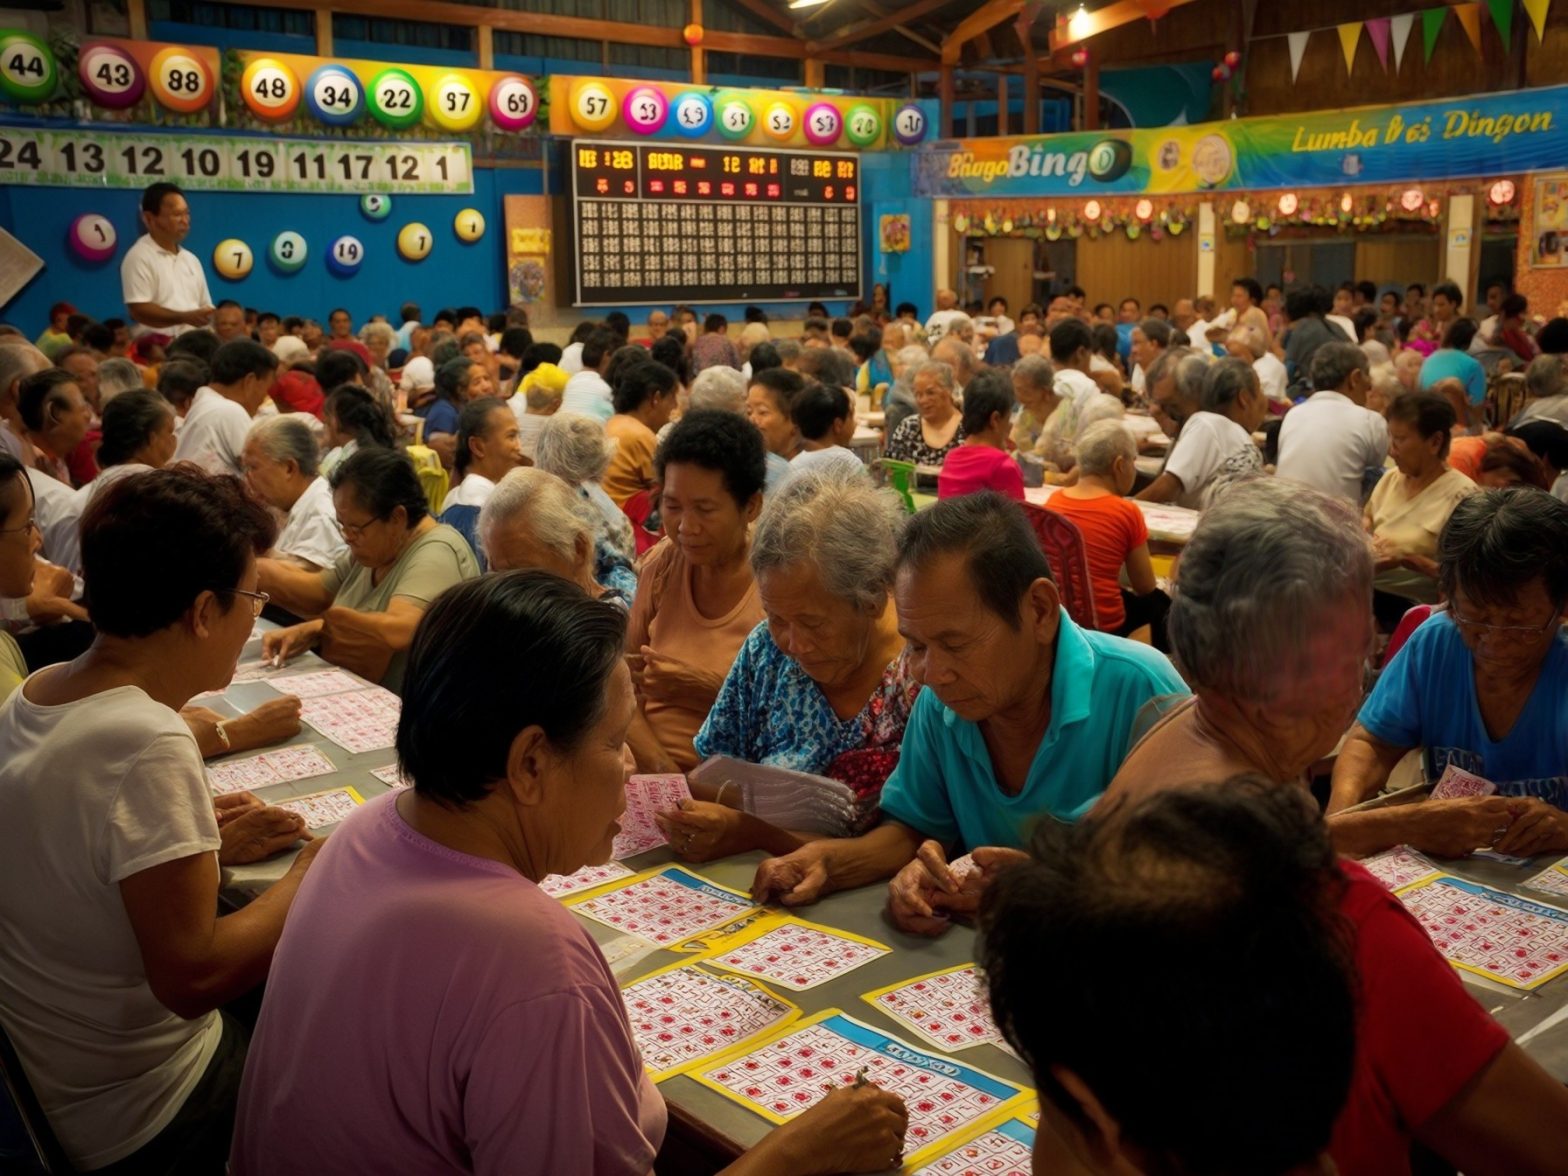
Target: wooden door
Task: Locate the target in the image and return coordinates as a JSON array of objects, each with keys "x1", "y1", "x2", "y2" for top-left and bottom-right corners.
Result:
[{"x1": 984, "y1": 237, "x2": 1037, "y2": 314}]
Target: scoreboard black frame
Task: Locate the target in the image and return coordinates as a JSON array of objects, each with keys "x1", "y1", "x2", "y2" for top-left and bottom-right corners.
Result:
[{"x1": 570, "y1": 139, "x2": 863, "y2": 307}]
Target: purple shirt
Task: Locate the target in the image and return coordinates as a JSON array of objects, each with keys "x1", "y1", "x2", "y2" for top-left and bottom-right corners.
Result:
[
  {"x1": 936, "y1": 444, "x2": 1026, "y2": 502},
  {"x1": 231, "y1": 794, "x2": 665, "y2": 1175}
]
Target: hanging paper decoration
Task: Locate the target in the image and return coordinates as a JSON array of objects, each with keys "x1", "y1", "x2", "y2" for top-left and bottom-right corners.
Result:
[
  {"x1": 845, "y1": 104, "x2": 881, "y2": 148},
  {"x1": 1524, "y1": 0, "x2": 1550, "y2": 42},
  {"x1": 1391, "y1": 13, "x2": 1416, "y2": 69},
  {"x1": 1487, "y1": 0, "x2": 1514, "y2": 44},
  {"x1": 396, "y1": 222, "x2": 432, "y2": 261},
  {"x1": 67, "y1": 214, "x2": 117, "y2": 263},
  {"x1": 1337, "y1": 23, "x2": 1362, "y2": 72},
  {"x1": 326, "y1": 235, "x2": 364, "y2": 276},
  {"x1": 669, "y1": 92, "x2": 712, "y2": 138},
  {"x1": 1365, "y1": 18, "x2": 1392, "y2": 69},
  {"x1": 78, "y1": 43, "x2": 144, "y2": 108},
  {"x1": 0, "y1": 31, "x2": 56, "y2": 102},
  {"x1": 1287, "y1": 32, "x2": 1310, "y2": 82},
  {"x1": 1454, "y1": 3, "x2": 1484, "y2": 52},
  {"x1": 453, "y1": 209, "x2": 485, "y2": 243},
  {"x1": 305, "y1": 64, "x2": 365, "y2": 127},
  {"x1": 1421, "y1": 8, "x2": 1447, "y2": 62},
  {"x1": 268, "y1": 231, "x2": 307, "y2": 273}
]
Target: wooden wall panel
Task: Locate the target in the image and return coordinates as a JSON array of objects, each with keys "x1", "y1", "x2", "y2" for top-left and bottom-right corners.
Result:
[
  {"x1": 1075, "y1": 232, "x2": 1198, "y2": 314},
  {"x1": 1354, "y1": 237, "x2": 1444, "y2": 291},
  {"x1": 1210, "y1": 232, "x2": 1253, "y2": 301}
]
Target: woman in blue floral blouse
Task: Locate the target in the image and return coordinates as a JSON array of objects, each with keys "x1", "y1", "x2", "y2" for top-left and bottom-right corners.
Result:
[{"x1": 658, "y1": 468, "x2": 920, "y2": 861}]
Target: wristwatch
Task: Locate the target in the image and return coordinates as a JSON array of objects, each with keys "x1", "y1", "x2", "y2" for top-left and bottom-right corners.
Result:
[{"x1": 214, "y1": 720, "x2": 231, "y2": 753}]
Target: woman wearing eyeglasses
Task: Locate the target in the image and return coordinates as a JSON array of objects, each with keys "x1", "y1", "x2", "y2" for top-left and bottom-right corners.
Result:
[
  {"x1": 259, "y1": 447, "x2": 479, "y2": 691},
  {"x1": 0, "y1": 465, "x2": 322, "y2": 1171},
  {"x1": 1332, "y1": 487, "x2": 1568, "y2": 859},
  {"x1": 0, "y1": 452, "x2": 41, "y2": 699}
]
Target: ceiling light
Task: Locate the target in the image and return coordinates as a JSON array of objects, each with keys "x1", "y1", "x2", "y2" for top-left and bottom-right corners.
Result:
[
  {"x1": 788, "y1": 0, "x2": 831, "y2": 9},
  {"x1": 1069, "y1": 4, "x2": 1092, "y2": 38}
]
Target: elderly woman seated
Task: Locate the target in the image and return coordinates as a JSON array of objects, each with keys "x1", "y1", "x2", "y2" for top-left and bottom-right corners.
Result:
[
  {"x1": 1331, "y1": 488, "x2": 1568, "y2": 858},
  {"x1": 242, "y1": 415, "x2": 345, "y2": 573},
  {"x1": 506, "y1": 361, "x2": 565, "y2": 462},
  {"x1": 535, "y1": 411, "x2": 636, "y2": 566},
  {"x1": 230, "y1": 573, "x2": 907, "y2": 1174},
  {"x1": 319, "y1": 384, "x2": 398, "y2": 479},
  {"x1": 884, "y1": 360, "x2": 964, "y2": 470},
  {"x1": 478, "y1": 467, "x2": 637, "y2": 606},
  {"x1": 258, "y1": 448, "x2": 480, "y2": 690},
  {"x1": 418, "y1": 357, "x2": 497, "y2": 469},
  {"x1": 658, "y1": 469, "x2": 918, "y2": 861}
]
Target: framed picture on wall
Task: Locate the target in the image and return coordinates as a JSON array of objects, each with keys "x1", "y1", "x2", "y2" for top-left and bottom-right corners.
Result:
[{"x1": 1531, "y1": 175, "x2": 1568, "y2": 268}]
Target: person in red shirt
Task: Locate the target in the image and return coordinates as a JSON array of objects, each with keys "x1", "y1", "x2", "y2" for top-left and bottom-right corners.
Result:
[{"x1": 935, "y1": 370, "x2": 1024, "y2": 502}]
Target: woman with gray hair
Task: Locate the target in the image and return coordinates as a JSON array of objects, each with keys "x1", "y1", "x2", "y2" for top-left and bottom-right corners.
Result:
[
  {"x1": 658, "y1": 468, "x2": 920, "y2": 862},
  {"x1": 687, "y1": 365, "x2": 747, "y2": 415},
  {"x1": 477, "y1": 467, "x2": 637, "y2": 606},
  {"x1": 535, "y1": 410, "x2": 636, "y2": 564},
  {"x1": 245, "y1": 414, "x2": 346, "y2": 572},
  {"x1": 94, "y1": 357, "x2": 144, "y2": 406},
  {"x1": 1136, "y1": 356, "x2": 1266, "y2": 509},
  {"x1": 882, "y1": 344, "x2": 928, "y2": 436}
]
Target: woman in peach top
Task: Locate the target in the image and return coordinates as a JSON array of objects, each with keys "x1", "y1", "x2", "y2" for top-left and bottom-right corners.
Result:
[
  {"x1": 626, "y1": 410, "x2": 766, "y2": 771},
  {"x1": 602, "y1": 361, "x2": 678, "y2": 507}
]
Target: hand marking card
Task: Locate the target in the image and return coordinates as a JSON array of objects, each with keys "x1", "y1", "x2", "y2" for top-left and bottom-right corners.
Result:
[
  {"x1": 613, "y1": 774, "x2": 692, "y2": 860},
  {"x1": 620, "y1": 962, "x2": 797, "y2": 1079},
  {"x1": 1430, "y1": 764, "x2": 1498, "y2": 800},
  {"x1": 947, "y1": 855, "x2": 979, "y2": 886},
  {"x1": 702, "y1": 915, "x2": 891, "y2": 991},
  {"x1": 228, "y1": 657, "x2": 288, "y2": 684},
  {"x1": 207, "y1": 745, "x2": 338, "y2": 795},
  {"x1": 1521, "y1": 859, "x2": 1568, "y2": 904},
  {"x1": 274, "y1": 785, "x2": 365, "y2": 830},
  {"x1": 1395, "y1": 876, "x2": 1568, "y2": 990},
  {"x1": 909, "y1": 1117, "x2": 1036, "y2": 1175},
  {"x1": 863, "y1": 965, "x2": 1006, "y2": 1053},
  {"x1": 1359, "y1": 846, "x2": 1442, "y2": 892},
  {"x1": 264, "y1": 669, "x2": 365, "y2": 699},
  {"x1": 568, "y1": 866, "x2": 757, "y2": 948},
  {"x1": 300, "y1": 688, "x2": 400, "y2": 754},
  {"x1": 539, "y1": 861, "x2": 635, "y2": 899},
  {"x1": 693, "y1": 1011, "x2": 1028, "y2": 1167},
  {"x1": 369, "y1": 763, "x2": 411, "y2": 791}
]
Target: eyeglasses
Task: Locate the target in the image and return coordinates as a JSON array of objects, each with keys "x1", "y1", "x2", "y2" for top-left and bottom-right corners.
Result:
[
  {"x1": 218, "y1": 588, "x2": 271, "y2": 618},
  {"x1": 334, "y1": 516, "x2": 382, "y2": 541},
  {"x1": 1439, "y1": 603, "x2": 1564, "y2": 641},
  {"x1": 0, "y1": 517, "x2": 39, "y2": 537}
]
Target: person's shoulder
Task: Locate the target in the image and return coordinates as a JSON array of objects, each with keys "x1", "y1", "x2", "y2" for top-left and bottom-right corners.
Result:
[
  {"x1": 1081, "y1": 625, "x2": 1184, "y2": 688},
  {"x1": 423, "y1": 523, "x2": 481, "y2": 565},
  {"x1": 639, "y1": 534, "x2": 684, "y2": 581}
]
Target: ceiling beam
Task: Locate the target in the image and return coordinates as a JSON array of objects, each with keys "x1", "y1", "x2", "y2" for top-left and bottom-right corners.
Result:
[
  {"x1": 809, "y1": 0, "x2": 950, "y2": 52},
  {"x1": 726, "y1": 0, "x2": 804, "y2": 38},
  {"x1": 941, "y1": 0, "x2": 1024, "y2": 63},
  {"x1": 1048, "y1": 0, "x2": 1202, "y2": 50}
]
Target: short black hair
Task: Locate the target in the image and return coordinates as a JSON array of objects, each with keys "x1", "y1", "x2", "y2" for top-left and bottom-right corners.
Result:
[
  {"x1": 156, "y1": 359, "x2": 209, "y2": 407},
  {"x1": 895, "y1": 301, "x2": 919, "y2": 318},
  {"x1": 1443, "y1": 317, "x2": 1479, "y2": 352},
  {"x1": 521, "y1": 341, "x2": 562, "y2": 374},
  {"x1": 744, "y1": 306, "x2": 768, "y2": 324},
  {"x1": 604, "y1": 311, "x2": 631, "y2": 339},
  {"x1": 803, "y1": 315, "x2": 830, "y2": 336},
  {"x1": 454, "y1": 396, "x2": 510, "y2": 479},
  {"x1": 140, "y1": 181, "x2": 183, "y2": 216},
  {"x1": 1232, "y1": 277, "x2": 1263, "y2": 305},
  {"x1": 316, "y1": 348, "x2": 365, "y2": 392},
  {"x1": 98, "y1": 390, "x2": 173, "y2": 467},
  {"x1": 703, "y1": 312, "x2": 727, "y2": 334},
  {"x1": 795, "y1": 346, "x2": 856, "y2": 390},
  {"x1": 215, "y1": 298, "x2": 242, "y2": 311},
  {"x1": 397, "y1": 572, "x2": 628, "y2": 806},
  {"x1": 1356, "y1": 280, "x2": 1378, "y2": 303},
  {"x1": 612, "y1": 360, "x2": 677, "y2": 416},
  {"x1": 807, "y1": 301, "x2": 829, "y2": 317},
  {"x1": 434, "y1": 357, "x2": 478, "y2": 406},
  {"x1": 454, "y1": 306, "x2": 482, "y2": 324},
  {"x1": 1407, "y1": 282, "x2": 1427, "y2": 296},
  {"x1": 165, "y1": 329, "x2": 220, "y2": 366},
  {"x1": 400, "y1": 302, "x2": 421, "y2": 323},
  {"x1": 959, "y1": 369, "x2": 1016, "y2": 435},
  {"x1": 1438, "y1": 486, "x2": 1568, "y2": 610},
  {"x1": 655, "y1": 409, "x2": 767, "y2": 508},
  {"x1": 747, "y1": 341, "x2": 782, "y2": 375},
  {"x1": 830, "y1": 317, "x2": 853, "y2": 340},
  {"x1": 328, "y1": 307, "x2": 351, "y2": 322},
  {"x1": 1507, "y1": 419, "x2": 1568, "y2": 471},
  {"x1": 1501, "y1": 293, "x2": 1529, "y2": 319},
  {"x1": 487, "y1": 312, "x2": 508, "y2": 334},
  {"x1": 897, "y1": 492, "x2": 1052, "y2": 628},
  {"x1": 1432, "y1": 280, "x2": 1463, "y2": 308},
  {"x1": 434, "y1": 308, "x2": 457, "y2": 326},
  {"x1": 1119, "y1": 296, "x2": 1141, "y2": 310},
  {"x1": 1538, "y1": 318, "x2": 1568, "y2": 355},
  {"x1": 789, "y1": 380, "x2": 851, "y2": 441},
  {"x1": 1387, "y1": 388, "x2": 1456, "y2": 457},
  {"x1": 329, "y1": 446, "x2": 428, "y2": 527},
  {"x1": 581, "y1": 328, "x2": 616, "y2": 370},
  {"x1": 257, "y1": 311, "x2": 280, "y2": 327},
  {"x1": 499, "y1": 327, "x2": 532, "y2": 359},
  {"x1": 748, "y1": 366, "x2": 804, "y2": 412},
  {"x1": 81, "y1": 322, "x2": 114, "y2": 353},
  {"x1": 981, "y1": 777, "x2": 1355, "y2": 1175},
  {"x1": 209, "y1": 339, "x2": 277, "y2": 385},
  {"x1": 1066, "y1": 284, "x2": 1086, "y2": 300},
  {"x1": 650, "y1": 334, "x2": 690, "y2": 385},
  {"x1": 1090, "y1": 322, "x2": 1119, "y2": 361},
  {"x1": 1092, "y1": 303, "x2": 1113, "y2": 318},
  {"x1": 17, "y1": 369, "x2": 80, "y2": 432},
  {"x1": 606, "y1": 344, "x2": 652, "y2": 393},
  {"x1": 81, "y1": 465, "x2": 276, "y2": 638},
  {"x1": 1049, "y1": 318, "x2": 1093, "y2": 363},
  {"x1": 324, "y1": 384, "x2": 396, "y2": 450},
  {"x1": 849, "y1": 327, "x2": 883, "y2": 364},
  {"x1": 1284, "y1": 285, "x2": 1322, "y2": 322}
]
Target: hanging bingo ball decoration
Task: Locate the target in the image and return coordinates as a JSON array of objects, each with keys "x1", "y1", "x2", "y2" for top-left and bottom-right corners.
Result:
[
  {"x1": 0, "y1": 31, "x2": 56, "y2": 103},
  {"x1": 488, "y1": 74, "x2": 537, "y2": 132},
  {"x1": 716, "y1": 94, "x2": 755, "y2": 140},
  {"x1": 845, "y1": 104, "x2": 881, "y2": 148},
  {"x1": 762, "y1": 100, "x2": 797, "y2": 142},
  {"x1": 893, "y1": 103, "x2": 927, "y2": 145},
  {"x1": 240, "y1": 57, "x2": 299, "y2": 121},
  {"x1": 571, "y1": 81, "x2": 616, "y2": 132},
  {"x1": 360, "y1": 193, "x2": 392, "y2": 221},
  {"x1": 68, "y1": 214, "x2": 117, "y2": 264},
  {"x1": 454, "y1": 209, "x2": 485, "y2": 243},
  {"x1": 369, "y1": 67, "x2": 423, "y2": 130},
  {"x1": 305, "y1": 64, "x2": 364, "y2": 127},
  {"x1": 429, "y1": 73, "x2": 482, "y2": 132},
  {"x1": 803, "y1": 102, "x2": 843, "y2": 147},
  {"x1": 622, "y1": 86, "x2": 669, "y2": 135},
  {"x1": 268, "y1": 230, "x2": 307, "y2": 274},
  {"x1": 327, "y1": 235, "x2": 364, "y2": 277},
  {"x1": 397, "y1": 222, "x2": 433, "y2": 262},
  {"x1": 670, "y1": 92, "x2": 712, "y2": 138},
  {"x1": 213, "y1": 239, "x2": 254, "y2": 280},
  {"x1": 78, "y1": 43, "x2": 145, "y2": 109},
  {"x1": 148, "y1": 46, "x2": 212, "y2": 113}
]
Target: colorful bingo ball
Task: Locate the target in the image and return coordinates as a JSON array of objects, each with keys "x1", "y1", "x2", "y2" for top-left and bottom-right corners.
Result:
[
  {"x1": 240, "y1": 57, "x2": 299, "y2": 121},
  {"x1": 78, "y1": 43, "x2": 144, "y2": 109},
  {"x1": 845, "y1": 104, "x2": 881, "y2": 148},
  {"x1": 670, "y1": 92, "x2": 712, "y2": 138},
  {"x1": 213, "y1": 239, "x2": 254, "y2": 280},
  {"x1": 67, "y1": 214, "x2": 117, "y2": 264},
  {"x1": 397, "y1": 222, "x2": 433, "y2": 262},
  {"x1": 429, "y1": 73, "x2": 481, "y2": 132},
  {"x1": 359, "y1": 193, "x2": 392, "y2": 221},
  {"x1": 453, "y1": 209, "x2": 485, "y2": 243},
  {"x1": 326, "y1": 234, "x2": 364, "y2": 277},
  {"x1": 715, "y1": 94, "x2": 755, "y2": 140},
  {"x1": 368, "y1": 67, "x2": 423, "y2": 130},
  {"x1": 803, "y1": 103, "x2": 843, "y2": 146},
  {"x1": 622, "y1": 86, "x2": 668, "y2": 135},
  {"x1": 488, "y1": 74, "x2": 537, "y2": 131},
  {"x1": 305, "y1": 64, "x2": 364, "y2": 126},
  {"x1": 0, "y1": 31, "x2": 56, "y2": 103},
  {"x1": 761, "y1": 100, "x2": 797, "y2": 142},
  {"x1": 268, "y1": 230, "x2": 307, "y2": 274},
  {"x1": 571, "y1": 80, "x2": 616, "y2": 132},
  {"x1": 148, "y1": 46, "x2": 212, "y2": 113},
  {"x1": 893, "y1": 103, "x2": 927, "y2": 145}
]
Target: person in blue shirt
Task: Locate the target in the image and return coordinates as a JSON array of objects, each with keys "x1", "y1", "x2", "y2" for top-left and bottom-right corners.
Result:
[
  {"x1": 1330, "y1": 487, "x2": 1568, "y2": 857},
  {"x1": 750, "y1": 492, "x2": 1187, "y2": 935},
  {"x1": 415, "y1": 357, "x2": 496, "y2": 464},
  {"x1": 1419, "y1": 317, "x2": 1488, "y2": 432}
]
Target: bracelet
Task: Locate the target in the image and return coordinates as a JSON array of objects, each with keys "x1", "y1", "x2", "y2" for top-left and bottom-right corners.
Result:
[{"x1": 214, "y1": 720, "x2": 231, "y2": 753}]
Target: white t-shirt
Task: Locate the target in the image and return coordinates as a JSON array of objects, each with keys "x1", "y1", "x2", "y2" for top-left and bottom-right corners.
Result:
[
  {"x1": 26, "y1": 468, "x2": 81, "y2": 574},
  {"x1": 1276, "y1": 391, "x2": 1390, "y2": 505},
  {"x1": 442, "y1": 472, "x2": 497, "y2": 509},
  {"x1": 399, "y1": 356, "x2": 435, "y2": 396},
  {"x1": 1254, "y1": 352, "x2": 1289, "y2": 404},
  {"x1": 275, "y1": 475, "x2": 346, "y2": 570},
  {"x1": 119, "y1": 234, "x2": 212, "y2": 337},
  {"x1": 1163, "y1": 411, "x2": 1264, "y2": 510},
  {"x1": 924, "y1": 309, "x2": 964, "y2": 343},
  {"x1": 0, "y1": 684, "x2": 222, "y2": 1168},
  {"x1": 561, "y1": 371, "x2": 613, "y2": 422},
  {"x1": 559, "y1": 342, "x2": 586, "y2": 376},
  {"x1": 0, "y1": 421, "x2": 25, "y2": 465},
  {"x1": 1326, "y1": 314, "x2": 1358, "y2": 344},
  {"x1": 173, "y1": 386, "x2": 250, "y2": 475},
  {"x1": 508, "y1": 397, "x2": 550, "y2": 461}
]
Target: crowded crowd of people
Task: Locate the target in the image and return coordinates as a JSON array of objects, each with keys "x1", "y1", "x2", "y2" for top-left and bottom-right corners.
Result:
[{"x1": 1, "y1": 181, "x2": 1567, "y2": 1174}]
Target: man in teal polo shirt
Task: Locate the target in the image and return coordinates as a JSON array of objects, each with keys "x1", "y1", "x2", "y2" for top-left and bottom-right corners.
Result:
[{"x1": 751, "y1": 493, "x2": 1188, "y2": 935}]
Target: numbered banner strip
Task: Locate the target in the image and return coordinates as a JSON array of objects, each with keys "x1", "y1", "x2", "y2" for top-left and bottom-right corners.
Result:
[{"x1": 0, "y1": 126, "x2": 473, "y2": 194}]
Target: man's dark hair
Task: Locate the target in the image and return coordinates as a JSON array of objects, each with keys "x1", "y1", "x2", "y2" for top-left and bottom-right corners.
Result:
[
  {"x1": 165, "y1": 329, "x2": 220, "y2": 366},
  {"x1": 520, "y1": 341, "x2": 563, "y2": 374},
  {"x1": 1232, "y1": 277, "x2": 1263, "y2": 305},
  {"x1": 604, "y1": 311, "x2": 630, "y2": 340},
  {"x1": 789, "y1": 380, "x2": 851, "y2": 442},
  {"x1": 959, "y1": 369, "x2": 1016, "y2": 436},
  {"x1": 98, "y1": 390, "x2": 173, "y2": 467},
  {"x1": 1444, "y1": 318, "x2": 1479, "y2": 352},
  {"x1": 140, "y1": 181, "x2": 183, "y2": 217},
  {"x1": 400, "y1": 302, "x2": 421, "y2": 324},
  {"x1": 749, "y1": 366, "x2": 805, "y2": 410},
  {"x1": 1284, "y1": 285, "x2": 1324, "y2": 322},
  {"x1": 748, "y1": 341, "x2": 782, "y2": 376},
  {"x1": 581, "y1": 329, "x2": 616, "y2": 370},
  {"x1": 1432, "y1": 280, "x2": 1464, "y2": 308},
  {"x1": 650, "y1": 334, "x2": 689, "y2": 385},
  {"x1": 744, "y1": 306, "x2": 768, "y2": 324},
  {"x1": 454, "y1": 396, "x2": 509, "y2": 479},
  {"x1": 1438, "y1": 486, "x2": 1568, "y2": 610},
  {"x1": 499, "y1": 327, "x2": 533, "y2": 360},
  {"x1": 612, "y1": 360, "x2": 677, "y2": 416},
  {"x1": 316, "y1": 348, "x2": 365, "y2": 392},
  {"x1": 1355, "y1": 280, "x2": 1378, "y2": 304},
  {"x1": 257, "y1": 311, "x2": 280, "y2": 327},
  {"x1": 1050, "y1": 318, "x2": 1093, "y2": 364},
  {"x1": 897, "y1": 492, "x2": 1051, "y2": 627},
  {"x1": 703, "y1": 312, "x2": 728, "y2": 334},
  {"x1": 895, "y1": 301, "x2": 919, "y2": 319},
  {"x1": 156, "y1": 358, "x2": 209, "y2": 407},
  {"x1": 830, "y1": 317, "x2": 854, "y2": 341},
  {"x1": 210, "y1": 339, "x2": 277, "y2": 385},
  {"x1": 17, "y1": 369, "x2": 79, "y2": 432},
  {"x1": 80, "y1": 322, "x2": 114, "y2": 353},
  {"x1": 654, "y1": 409, "x2": 767, "y2": 507}
]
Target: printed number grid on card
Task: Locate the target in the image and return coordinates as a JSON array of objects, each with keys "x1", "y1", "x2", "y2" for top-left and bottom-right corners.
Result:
[
  {"x1": 1395, "y1": 876, "x2": 1568, "y2": 990},
  {"x1": 1522, "y1": 859, "x2": 1568, "y2": 903},
  {"x1": 263, "y1": 669, "x2": 365, "y2": 699},
  {"x1": 703, "y1": 917, "x2": 891, "y2": 991},
  {"x1": 539, "y1": 861, "x2": 635, "y2": 899},
  {"x1": 1359, "y1": 847, "x2": 1443, "y2": 892},
  {"x1": 206, "y1": 745, "x2": 338, "y2": 795},
  {"x1": 300, "y1": 688, "x2": 400, "y2": 754},
  {"x1": 620, "y1": 963, "x2": 797, "y2": 1079},
  {"x1": 274, "y1": 786, "x2": 365, "y2": 830},
  {"x1": 694, "y1": 1012, "x2": 1027, "y2": 1167},
  {"x1": 909, "y1": 1116, "x2": 1036, "y2": 1176},
  {"x1": 863, "y1": 966, "x2": 1006, "y2": 1053},
  {"x1": 569, "y1": 867, "x2": 757, "y2": 948},
  {"x1": 613, "y1": 774, "x2": 692, "y2": 860},
  {"x1": 369, "y1": 763, "x2": 410, "y2": 791}
]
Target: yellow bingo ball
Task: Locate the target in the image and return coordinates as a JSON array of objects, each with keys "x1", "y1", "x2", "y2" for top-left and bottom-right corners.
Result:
[
  {"x1": 397, "y1": 222, "x2": 433, "y2": 262},
  {"x1": 428, "y1": 73, "x2": 481, "y2": 132},
  {"x1": 213, "y1": 238, "x2": 254, "y2": 280},
  {"x1": 453, "y1": 209, "x2": 485, "y2": 243},
  {"x1": 762, "y1": 100, "x2": 797, "y2": 141},
  {"x1": 572, "y1": 80, "x2": 616, "y2": 132}
]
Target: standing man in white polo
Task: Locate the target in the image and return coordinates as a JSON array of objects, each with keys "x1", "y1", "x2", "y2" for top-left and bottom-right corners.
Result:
[{"x1": 120, "y1": 182, "x2": 214, "y2": 337}]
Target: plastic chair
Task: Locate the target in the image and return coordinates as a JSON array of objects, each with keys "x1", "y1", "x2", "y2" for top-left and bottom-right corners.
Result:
[
  {"x1": 1022, "y1": 503, "x2": 1100, "y2": 630},
  {"x1": 872, "y1": 458, "x2": 917, "y2": 514},
  {"x1": 621, "y1": 489, "x2": 663, "y2": 557},
  {"x1": 437, "y1": 502, "x2": 486, "y2": 571},
  {"x1": 1381, "y1": 604, "x2": 1434, "y2": 669},
  {"x1": 404, "y1": 444, "x2": 449, "y2": 517},
  {"x1": 0, "y1": 1018, "x2": 74, "y2": 1173}
]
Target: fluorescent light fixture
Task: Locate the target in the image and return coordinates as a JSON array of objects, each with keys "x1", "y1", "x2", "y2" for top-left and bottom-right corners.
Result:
[
  {"x1": 1069, "y1": 4, "x2": 1092, "y2": 38},
  {"x1": 788, "y1": 0, "x2": 831, "y2": 8}
]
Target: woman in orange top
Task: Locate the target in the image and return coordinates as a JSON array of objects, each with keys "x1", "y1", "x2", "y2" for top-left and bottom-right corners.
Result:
[
  {"x1": 1047, "y1": 419, "x2": 1170, "y2": 650},
  {"x1": 602, "y1": 361, "x2": 678, "y2": 507}
]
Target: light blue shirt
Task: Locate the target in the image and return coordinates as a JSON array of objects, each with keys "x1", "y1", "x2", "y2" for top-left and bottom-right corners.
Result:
[
  {"x1": 878, "y1": 615, "x2": 1188, "y2": 850},
  {"x1": 1360, "y1": 612, "x2": 1568, "y2": 809},
  {"x1": 1419, "y1": 349, "x2": 1487, "y2": 406},
  {"x1": 764, "y1": 451, "x2": 791, "y2": 494}
]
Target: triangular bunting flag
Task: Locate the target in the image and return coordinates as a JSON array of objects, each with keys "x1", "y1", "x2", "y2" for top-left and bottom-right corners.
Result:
[
  {"x1": 1338, "y1": 22, "x2": 1363, "y2": 72},
  {"x1": 1288, "y1": 30, "x2": 1311, "y2": 81},
  {"x1": 1488, "y1": 0, "x2": 1514, "y2": 44},
  {"x1": 1523, "y1": 0, "x2": 1550, "y2": 42},
  {"x1": 1421, "y1": 6, "x2": 1447, "y2": 61},
  {"x1": 1367, "y1": 17, "x2": 1392, "y2": 69},
  {"x1": 1391, "y1": 12, "x2": 1416, "y2": 68},
  {"x1": 1456, "y1": 2, "x2": 1484, "y2": 50}
]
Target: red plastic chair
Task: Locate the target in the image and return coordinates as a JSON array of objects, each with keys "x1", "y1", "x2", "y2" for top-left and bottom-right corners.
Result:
[
  {"x1": 1381, "y1": 604, "x2": 1434, "y2": 669},
  {"x1": 621, "y1": 489, "x2": 663, "y2": 557},
  {"x1": 1022, "y1": 503, "x2": 1100, "y2": 630}
]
